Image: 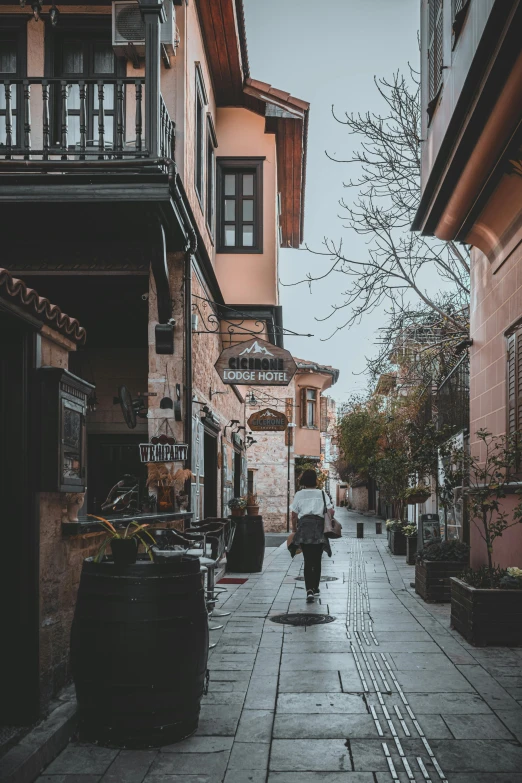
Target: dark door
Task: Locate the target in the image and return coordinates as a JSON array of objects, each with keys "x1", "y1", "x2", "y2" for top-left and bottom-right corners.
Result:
[
  {"x1": 0, "y1": 314, "x2": 38, "y2": 723},
  {"x1": 87, "y1": 435, "x2": 147, "y2": 515},
  {"x1": 204, "y1": 431, "x2": 218, "y2": 518},
  {"x1": 234, "y1": 450, "x2": 241, "y2": 497}
]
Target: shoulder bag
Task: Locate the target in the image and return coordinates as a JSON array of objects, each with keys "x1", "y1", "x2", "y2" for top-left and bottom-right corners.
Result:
[{"x1": 322, "y1": 491, "x2": 342, "y2": 539}]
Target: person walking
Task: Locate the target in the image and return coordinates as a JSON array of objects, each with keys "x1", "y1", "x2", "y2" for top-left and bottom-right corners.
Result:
[{"x1": 290, "y1": 469, "x2": 335, "y2": 603}]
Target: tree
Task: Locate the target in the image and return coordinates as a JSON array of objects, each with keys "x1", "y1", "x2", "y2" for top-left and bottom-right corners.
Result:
[
  {"x1": 336, "y1": 397, "x2": 384, "y2": 480},
  {"x1": 284, "y1": 70, "x2": 469, "y2": 345}
]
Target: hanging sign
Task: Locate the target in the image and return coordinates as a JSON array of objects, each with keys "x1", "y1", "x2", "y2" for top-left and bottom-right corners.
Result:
[
  {"x1": 139, "y1": 443, "x2": 188, "y2": 463},
  {"x1": 248, "y1": 408, "x2": 289, "y2": 432},
  {"x1": 215, "y1": 338, "x2": 297, "y2": 386}
]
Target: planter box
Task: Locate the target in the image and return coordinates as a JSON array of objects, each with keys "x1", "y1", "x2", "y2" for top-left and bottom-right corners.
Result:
[
  {"x1": 450, "y1": 577, "x2": 522, "y2": 647},
  {"x1": 389, "y1": 529, "x2": 406, "y2": 555},
  {"x1": 406, "y1": 536, "x2": 417, "y2": 565},
  {"x1": 416, "y1": 560, "x2": 464, "y2": 602}
]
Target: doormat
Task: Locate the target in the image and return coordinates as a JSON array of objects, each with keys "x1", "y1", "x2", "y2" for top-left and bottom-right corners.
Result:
[
  {"x1": 217, "y1": 578, "x2": 248, "y2": 584},
  {"x1": 270, "y1": 613, "x2": 336, "y2": 627}
]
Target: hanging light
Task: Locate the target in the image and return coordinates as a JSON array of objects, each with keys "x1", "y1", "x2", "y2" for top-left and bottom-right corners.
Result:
[
  {"x1": 19, "y1": 0, "x2": 26, "y2": 7},
  {"x1": 87, "y1": 392, "x2": 98, "y2": 413},
  {"x1": 31, "y1": 1, "x2": 42, "y2": 21},
  {"x1": 247, "y1": 390, "x2": 257, "y2": 407},
  {"x1": 49, "y1": 4, "x2": 60, "y2": 26}
]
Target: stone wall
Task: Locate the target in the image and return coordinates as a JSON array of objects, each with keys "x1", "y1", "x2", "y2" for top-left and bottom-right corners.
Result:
[{"x1": 349, "y1": 485, "x2": 369, "y2": 513}]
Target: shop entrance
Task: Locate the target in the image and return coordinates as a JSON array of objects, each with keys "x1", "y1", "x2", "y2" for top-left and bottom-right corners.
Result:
[{"x1": 204, "y1": 431, "x2": 218, "y2": 518}]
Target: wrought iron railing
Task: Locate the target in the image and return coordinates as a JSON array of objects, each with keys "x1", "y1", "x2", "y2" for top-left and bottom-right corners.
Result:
[
  {"x1": 436, "y1": 354, "x2": 470, "y2": 434},
  {"x1": 0, "y1": 77, "x2": 175, "y2": 162}
]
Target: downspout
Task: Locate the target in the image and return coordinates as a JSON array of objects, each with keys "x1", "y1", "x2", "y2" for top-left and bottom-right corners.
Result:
[{"x1": 169, "y1": 164, "x2": 197, "y2": 507}]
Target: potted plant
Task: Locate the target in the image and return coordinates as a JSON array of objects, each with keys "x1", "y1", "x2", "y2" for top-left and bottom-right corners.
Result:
[
  {"x1": 415, "y1": 539, "x2": 470, "y2": 602},
  {"x1": 404, "y1": 484, "x2": 431, "y2": 505},
  {"x1": 228, "y1": 497, "x2": 247, "y2": 517},
  {"x1": 90, "y1": 516, "x2": 156, "y2": 566},
  {"x1": 385, "y1": 519, "x2": 407, "y2": 554},
  {"x1": 446, "y1": 430, "x2": 522, "y2": 645},
  {"x1": 403, "y1": 524, "x2": 418, "y2": 564},
  {"x1": 147, "y1": 465, "x2": 193, "y2": 512},
  {"x1": 246, "y1": 492, "x2": 260, "y2": 516}
]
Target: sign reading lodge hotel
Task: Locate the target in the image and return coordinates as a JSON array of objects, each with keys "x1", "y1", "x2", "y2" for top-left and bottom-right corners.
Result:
[
  {"x1": 248, "y1": 408, "x2": 289, "y2": 432},
  {"x1": 215, "y1": 339, "x2": 297, "y2": 386}
]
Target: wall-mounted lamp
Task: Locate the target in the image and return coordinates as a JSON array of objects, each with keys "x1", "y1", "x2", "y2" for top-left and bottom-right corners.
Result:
[
  {"x1": 49, "y1": 4, "x2": 60, "y2": 26},
  {"x1": 247, "y1": 390, "x2": 257, "y2": 406},
  {"x1": 31, "y1": 0, "x2": 42, "y2": 21}
]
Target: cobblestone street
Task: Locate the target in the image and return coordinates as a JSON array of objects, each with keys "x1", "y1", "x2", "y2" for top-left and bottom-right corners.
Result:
[{"x1": 37, "y1": 508, "x2": 522, "y2": 783}]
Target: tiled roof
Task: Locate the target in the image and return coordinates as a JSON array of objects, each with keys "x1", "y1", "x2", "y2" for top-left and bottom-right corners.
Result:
[
  {"x1": 294, "y1": 358, "x2": 340, "y2": 384},
  {"x1": 0, "y1": 268, "x2": 86, "y2": 343}
]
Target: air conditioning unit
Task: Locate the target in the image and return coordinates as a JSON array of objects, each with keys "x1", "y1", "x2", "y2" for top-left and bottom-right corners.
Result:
[{"x1": 112, "y1": 0, "x2": 177, "y2": 58}]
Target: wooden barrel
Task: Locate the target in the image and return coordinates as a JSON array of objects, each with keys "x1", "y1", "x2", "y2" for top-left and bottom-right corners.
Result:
[
  {"x1": 71, "y1": 555, "x2": 208, "y2": 748},
  {"x1": 226, "y1": 515, "x2": 265, "y2": 573}
]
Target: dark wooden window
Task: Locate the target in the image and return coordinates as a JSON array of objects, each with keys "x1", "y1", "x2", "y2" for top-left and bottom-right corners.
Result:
[
  {"x1": 506, "y1": 328, "x2": 522, "y2": 446},
  {"x1": 51, "y1": 28, "x2": 123, "y2": 148},
  {"x1": 427, "y1": 0, "x2": 444, "y2": 120},
  {"x1": 300, "y1": 387, "x2": 317, "y2": 428},
  {"x1": 217, "y1": 158, "x2": 263, "y2": 253},
  {"x1": 0, "y1": 21, "x2": 26, "y2": 148},
  {"x1": 452, "y1": 0, "x2": 470, "y2": 47},
  {"x1": 206, "y1": 115, "x2": 217, "y2": 236},
  {"x1": 195, "y1": 66, "x2": 207, "y2": 203}
]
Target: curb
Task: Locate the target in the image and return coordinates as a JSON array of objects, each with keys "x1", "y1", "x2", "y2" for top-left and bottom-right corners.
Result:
[{"x1": 0, "y1": 694, "x2": 77, "y2": 783}]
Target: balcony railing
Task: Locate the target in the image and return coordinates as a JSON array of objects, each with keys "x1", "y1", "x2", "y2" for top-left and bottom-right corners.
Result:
[
  {"x1": 0, "y1": 77, "x2": 175, "y2": 162},
  {"x1": 436, "y1": 354, "x2": 470, "y2": 434}
]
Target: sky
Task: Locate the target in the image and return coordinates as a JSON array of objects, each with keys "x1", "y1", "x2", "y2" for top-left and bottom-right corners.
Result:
[{"x1": 243, "y1": 0, "x2": 420, "y2": 404}]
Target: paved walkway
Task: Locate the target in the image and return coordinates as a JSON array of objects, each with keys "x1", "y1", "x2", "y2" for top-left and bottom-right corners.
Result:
[{"x1": 37, "y1": 508, "x2": 522, "y2": 783}]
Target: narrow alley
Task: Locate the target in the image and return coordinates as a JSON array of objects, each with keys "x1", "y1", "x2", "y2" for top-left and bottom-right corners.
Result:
[{"x1": 36, "y1": 508, "x2": 522, "y2": 783}]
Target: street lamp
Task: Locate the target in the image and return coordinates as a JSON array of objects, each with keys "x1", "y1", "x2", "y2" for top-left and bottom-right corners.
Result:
[{"x1": 286, "y1": 423, "x2": 296, "y2": 532}]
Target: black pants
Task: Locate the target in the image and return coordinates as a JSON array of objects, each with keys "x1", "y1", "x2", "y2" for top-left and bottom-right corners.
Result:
[{"x1": 301, "y1": 544, "x2": 323, "y2": 591}]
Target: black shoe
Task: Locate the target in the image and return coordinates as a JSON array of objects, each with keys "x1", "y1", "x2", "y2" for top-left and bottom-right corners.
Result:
[
  {"x1": 306, "y1": 590, "x2": 315, "y2": 603},
  {"x1": 313, "y1": 588, "x2": 320, "y2": 595}
]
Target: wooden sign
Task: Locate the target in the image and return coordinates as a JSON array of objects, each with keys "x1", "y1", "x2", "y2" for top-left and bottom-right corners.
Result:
[
  {"x1": 139, "y1": 443, "x2": 188, "y2": 463},
  {"x1": 215, "y1": 338, "x2": 297, "y2": 386},
  {"x1": 248, "y1": 408, "x2": 289, "y2": 432}
]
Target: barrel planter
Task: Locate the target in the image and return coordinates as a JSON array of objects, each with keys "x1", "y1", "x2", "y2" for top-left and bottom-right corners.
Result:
[
  {"x1": 71, "y1": 555, "x2": 209, "y2": 748},
  {"x1": 450, "y1": 577, "x2": 522, "y2": 646},
  {"x1": 226, "y1": 515, "x2": 265, "y2": 573},
  {"x1": 389, "y1": 529, "x2": 406, "y2": 555},
  {"x1": 415, "y1": 559, "x2": 464, "y2": 602},
  {"x1": 406, "y1": 536, "x2": 418, "y2": 565}
]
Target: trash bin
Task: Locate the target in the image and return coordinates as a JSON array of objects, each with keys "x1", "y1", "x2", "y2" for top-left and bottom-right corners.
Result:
[{"x1": 357, "y1": 522, "x2": 364, "y2": 539}]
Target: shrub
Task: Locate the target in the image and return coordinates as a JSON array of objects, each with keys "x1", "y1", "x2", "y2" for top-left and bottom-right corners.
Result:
[
  {"x1": 459, "y1": 565, "x2": 507, "y2": 589},
  {"x1": 417, "y1": 540, "x2": 470, "y2": 563}
]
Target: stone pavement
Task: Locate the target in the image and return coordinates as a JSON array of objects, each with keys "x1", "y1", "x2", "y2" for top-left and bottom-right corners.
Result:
[{"x1": 36, "y1": 508, "x2": 522, "y2": 783}]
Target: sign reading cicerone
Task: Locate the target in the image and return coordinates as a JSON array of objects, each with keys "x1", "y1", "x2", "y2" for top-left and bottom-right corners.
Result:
[
  {"x1": 248, "y1": 408, "x2": 289, "y2": 432},
  {"x1": 139, "y1": 443, "x2": 188, "y2": 463},
  {"x1": 215, "y1": 339, "x2": 297, "y2": 386}
]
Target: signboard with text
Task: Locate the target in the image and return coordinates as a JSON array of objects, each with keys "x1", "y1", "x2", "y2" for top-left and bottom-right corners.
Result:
[
  {"x1": 215, "y1": 338, "x2": 297, "y2": 386},
  {"x1": 139, "y1": 443, "x2": 188, "y2": 463},
  {"x1": 248, "y1": 408, "x2": 289, "y2": 432}
]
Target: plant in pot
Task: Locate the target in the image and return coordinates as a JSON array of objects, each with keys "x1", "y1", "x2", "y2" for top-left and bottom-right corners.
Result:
[
  {"x1": 404, "y1": 484, "x2": 431, "y2": 505},
  {"x1": 415, "y1": 539, "x2": 470, "y2": 602},
  {"x1": 403, "y1": 524, "x2": 418, "y2": 565},
  {"x1": 90, "y1": 516, "x2": 156, "y2": 566},
  {"x1": 385, "y1": 518, "x2": 408, "y2": 555},
  {"x1": 228, "y1": 496, "x2": 247, "y2": 517},
  {"x1": 446, "y1": 429, "x2": 522, "y2": 645},
  {"x1": 246, "y1": 492, "x2": 260, "y2": 516}
]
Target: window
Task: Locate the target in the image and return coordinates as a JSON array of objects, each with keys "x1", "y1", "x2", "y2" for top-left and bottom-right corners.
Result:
[
  {"x1": 452, "y1": 0, "x2": 470, "y2": 47},
  {"x1": 427, "y1": 0, "x2": 443, "y2": 121},
  {"x1": 217, "y1": 158, "x2": 263, "y2": 253},
  {"x1": 206, "y1": 115, "x2": 217, "y2": 236},
  {"x1": 0, "y1": 23, "x2": 26, "y2": 149},
  {"x1": 507, "y1": 328, "x2": 522, "y2": 450},
  {"x1": 195, "y1": 66, "x2": 207, "y2": 203},
  {"x1": 300, "y1": 388, "x2": 317, "y2": 428}
]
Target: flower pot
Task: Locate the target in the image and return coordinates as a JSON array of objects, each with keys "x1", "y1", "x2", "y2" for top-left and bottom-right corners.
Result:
[
  {"x1": 415, "y1": 559, "x2": 464, "y2": 602},
  {"x1": 406, "y1": 493, "x2": 430, "y2": 505},
  {"x1": 231, "y1": 507, "x2": 245, "y2": 517},
  {"x1": 111, "y1": 538, "x2": 138, "y2": 566},
  {"x1": 450, "y1": 577, "x2": 522, "y2": 646},
  {"x1": 247, "y1": 505, "x2": 260, "y2": 516},
  {"x1": 406, "y1": 536, "x2": 417, "y2": 565},
  {"x1": 389, "y1": 529, "x2": 406, "y2": 555}
]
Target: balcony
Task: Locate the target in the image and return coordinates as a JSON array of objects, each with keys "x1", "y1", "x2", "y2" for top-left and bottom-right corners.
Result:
[{"x1": 436, "y1": 354, "x2": 470, "y2": 435}]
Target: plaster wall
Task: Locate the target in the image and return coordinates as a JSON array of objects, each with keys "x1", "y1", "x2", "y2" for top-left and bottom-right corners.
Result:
[
  {"x1": 349, "y1": 485, "x2": 369, "y2": 513},
  {"x1": 294, "y1": 370, "x2": 333, "y2": 457}
]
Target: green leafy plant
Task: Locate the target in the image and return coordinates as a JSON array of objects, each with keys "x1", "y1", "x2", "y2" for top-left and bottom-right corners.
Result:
[
  {"x1": 89, "y1": 515, "x2": 156, "y2": 563},
  {"x1": 459, "y1": 565, "x2": 507, "y2": 589},
  {"x1": 417, "y1": 540, "x2": 470, "y2": 563},
  {"x1": 403, "y1": 524, "x2": 417, "y2": 537},
  {"x1": 228, "y1": 497, "x2": 247, "y2": 510},
  {"x1": 404, "y1": 485, "x2": 431, "y2": 500},
  {"x1": 385, "y1": 519, "x2": 406, "y2": 532}
]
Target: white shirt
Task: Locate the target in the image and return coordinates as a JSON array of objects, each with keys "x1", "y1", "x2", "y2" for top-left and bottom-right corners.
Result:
[{"x1": 290, "y1": 488, "x2": 334, "y2": 519}]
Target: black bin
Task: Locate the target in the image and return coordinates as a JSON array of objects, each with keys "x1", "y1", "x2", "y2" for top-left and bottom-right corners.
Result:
[
  {"x1": 226, "y1": 515, "x2": 265, "y2": 573},
  {"x1": 357, "y1": 522, "x2": 364, "y2": 538},
  {"x1": 71, "y1": 555, "x2": 208, "y2": 748}
]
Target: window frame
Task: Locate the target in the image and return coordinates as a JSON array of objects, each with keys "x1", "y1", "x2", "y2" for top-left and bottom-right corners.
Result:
[
  {"x1": 0, "y1": 18, "x2": 27, "y2": 150},
  {"x1": 194, "y1": 64, "x2": 207, "y2": 206},
  {"x1": 206, "y1": 113, "x2": 217, "y2": 239},
  {"x1": 506, "y1": 325, "x2": 522, "y2": 472},
  {"x1": 300, "y1": 387, "x2": 318, "y2": 429},
  {"x1": 216, "y1": 157, "x2": 264, "y2": 254},
  {"x1": 427, "y1": 0, "x2": 444, "y2": 124},
  {"x1": 451, "y1": 0, "x2": 471, "y2": 49}
]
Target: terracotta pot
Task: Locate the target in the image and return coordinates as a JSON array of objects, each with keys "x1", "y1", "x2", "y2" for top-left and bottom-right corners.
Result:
[
  {"x1": 231, "y1": 507, "x2": 245, "y2": 517},
  {"x1": 247, "y1": 505, "x2": 260, "y2": 516}
]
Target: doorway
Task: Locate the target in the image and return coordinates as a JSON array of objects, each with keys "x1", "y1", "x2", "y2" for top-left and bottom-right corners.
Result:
[{"x1": 203, "y1": 431, "x2": 218, "y2": 518}]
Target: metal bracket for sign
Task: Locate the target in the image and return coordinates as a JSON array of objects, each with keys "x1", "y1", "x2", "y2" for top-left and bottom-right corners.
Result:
[{"x1": 191, "y1": 294, "x2": 313, "y2": 339}]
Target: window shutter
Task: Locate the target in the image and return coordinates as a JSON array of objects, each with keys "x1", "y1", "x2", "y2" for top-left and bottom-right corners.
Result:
[
  {"x1": 320, "y1": 396, "x2": 328, "y2": 432},
  {"x1": 300, "y1": 387, "x2": 307, "y2": 427},
  {"x1": 507, "y1": 333, "x2": 517, "y2": 436},
  {"x1": 517, "y1": 331, "x2": 522, "y2": 437},
  {"x1": 428, "y1": 0, "x2": 443, "y2": 103}
]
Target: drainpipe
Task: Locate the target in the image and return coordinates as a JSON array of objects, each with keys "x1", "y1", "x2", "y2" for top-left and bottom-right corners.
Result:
[{"x1": 139, "y1": 0, "x2": 166, "y2": 158}]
